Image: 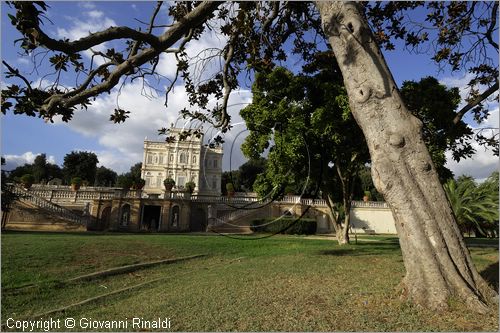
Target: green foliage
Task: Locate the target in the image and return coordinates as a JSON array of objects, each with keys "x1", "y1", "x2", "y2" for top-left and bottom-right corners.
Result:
[
  {"x1": 95, "y1": 166, "x2": 117, "y2": 187},
  {"x1": 185, "y1": 181, "x2": 196, "y2": 193},
  {"x1": 251, "y1": 218, "x2": 317, "y2": 235},
  {"x1": 70, "y1": 177, "x2": 82, "y2": 186},
  {"x1": 62, "y1": 151, "x2": 98, "y2": 185},
  {"x1": 7, "y1": 153, "x2": 62, "y2": 184},
  {"x1": 116, "y1": 175, "x2": 133, "y2": 190},
  {"x1": 225, "y1": 182, "x2": 235, "y2": 192},
  {"x1": 1, "y1": 157, "x2": 19, "y2": 216},
  {"x1": 400, "y1": 77, "x2": 473, "y2": 182},
  {"x1": 116, "y1": 162, "x2": 143, "y2": 189},
  {"x1": 240, "y1": 62, "x2": 369, "y2": 214},
  {"x1": 133, "y1": 178, "x2": 146, "y2": 189},
  {"x1": 444, "y1": 172, "x2": 499, "y2": 237},
  {"x1": 163, "y1": 178, "x2": 175, "y2": 187},
  {"x1": 20, "y1": 174, "x2": 34, "y2": 184}
]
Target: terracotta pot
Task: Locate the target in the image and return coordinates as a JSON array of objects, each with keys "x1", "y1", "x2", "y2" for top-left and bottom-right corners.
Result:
[
  {"x1": 71, "y1": 184, "x2": 81, "y2": 191},
  {"x1": 22, "y1": 183, "x2": 32, "y2": 190},
  {"x1": 363, "y1": 195, "x2": 369, "y2": 202},
  {"x1": 164, "y1": 184, "x2": 174, "y2": 192}
]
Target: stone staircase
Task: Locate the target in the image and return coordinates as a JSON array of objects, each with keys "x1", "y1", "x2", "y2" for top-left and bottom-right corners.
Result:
[
  {"x1": 9, "y1": 185, "x2": 87, "y2": 227},
  {"x1": 208, "y1": 201, "x2": 270, "y2": 234}
]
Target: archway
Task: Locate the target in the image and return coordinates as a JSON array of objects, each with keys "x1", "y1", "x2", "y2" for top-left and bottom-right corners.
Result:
[{"x1": 100, "y1": 206, "x2": 111, "y2": 230}]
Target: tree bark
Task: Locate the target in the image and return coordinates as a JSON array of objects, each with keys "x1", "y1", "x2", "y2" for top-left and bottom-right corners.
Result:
[
  {"x1": 325, "y1": 193, "x2": 349, "y2": 245},
  {"x1": 316, "y1": 1, "x2": 497, "y2": 312}
]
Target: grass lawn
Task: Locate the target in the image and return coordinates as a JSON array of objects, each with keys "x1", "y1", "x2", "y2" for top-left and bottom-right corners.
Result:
[{"x1": 1, "y1": 231, "x2": 498, "y2": 331}]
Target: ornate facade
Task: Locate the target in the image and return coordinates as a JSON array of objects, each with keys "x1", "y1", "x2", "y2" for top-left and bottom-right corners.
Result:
[{"x1": 141, "y1": 127, "x2": 223, "y2": 196}]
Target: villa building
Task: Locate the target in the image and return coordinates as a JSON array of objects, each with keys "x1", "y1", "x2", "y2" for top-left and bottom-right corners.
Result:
[{"x1": 141, "y1": 127, "x2": 223, "y2": 196}]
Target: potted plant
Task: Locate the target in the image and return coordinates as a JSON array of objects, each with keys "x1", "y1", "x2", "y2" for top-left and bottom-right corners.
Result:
[
  {"x1": 133, "y1": 178, "x2": 146, "y2": 190},
  {"x1": 71, "y1": 177, "x2": 82, "y2": 191},
  {"x1": 163, "y1": 177, "x2": 175, "y2": 191},
  {"x1": 185, "y1": 181, "x2": 196, "y2": 194},
  {"x1": 363, "y1": 190, "x2": 371, "y2": 202},
  {"x1": 226, "y1": 183, "x2": 235, "y2": 197},
  {"x1": 20, "y1": 174, "x2": 34, "y2": 190}
]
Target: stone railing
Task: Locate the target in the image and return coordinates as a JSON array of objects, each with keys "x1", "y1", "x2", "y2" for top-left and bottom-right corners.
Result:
[
  {"x1": 11, "y1": 184, "x2": 389, "y2": 209},
  {"x1": 351, "y1": 200, "x2": 389, "y2": 208},
  {"x1": 10, "y1": 185, "x2": 87, "y2": 225},
  {"x1": 13, "y1": 185, "x2": 143, "y2": 205}
]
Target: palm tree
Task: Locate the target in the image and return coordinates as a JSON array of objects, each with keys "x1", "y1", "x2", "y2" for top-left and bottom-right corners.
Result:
[{"x1": 443, "y1": 174, "x2": 499, "y2": 237}]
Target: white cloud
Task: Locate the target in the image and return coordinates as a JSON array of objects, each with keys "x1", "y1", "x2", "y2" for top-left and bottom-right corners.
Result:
[
  {"x1": 54, "y1": 77, "x2": 252, "y2": 173},
  {"x1": 445, "y1": 109, "x2": 498, "y2": 181},
  {"x1": 157, "y1": 26, "x2": 227, "y2": 81},
  {"x1": 3, "y1": 152, "x2": 57, "y2": 170}
]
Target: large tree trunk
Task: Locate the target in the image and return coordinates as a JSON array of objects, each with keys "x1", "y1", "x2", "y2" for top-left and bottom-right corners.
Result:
[{"x1": 316, "y1": 1, "x2": 497, "y2": 312}]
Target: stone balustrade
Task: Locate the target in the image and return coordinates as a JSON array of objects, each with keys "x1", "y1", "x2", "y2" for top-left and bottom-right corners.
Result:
[{"x1": 14, "y1": 184, "x2": 388, "y2": 209}]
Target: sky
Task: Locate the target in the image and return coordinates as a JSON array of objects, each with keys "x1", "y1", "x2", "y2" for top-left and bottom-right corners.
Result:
[{"x1": 1, "y1": 1, "x2": 498, "y2": 181}]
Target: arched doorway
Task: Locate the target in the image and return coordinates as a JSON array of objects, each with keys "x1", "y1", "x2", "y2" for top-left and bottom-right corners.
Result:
[
  {"x1": 100, "y1": 206, "x2": 111, "y2": 230},
  {"x1": 190, "y1": 207, "x2": 207, "y2": 231}
]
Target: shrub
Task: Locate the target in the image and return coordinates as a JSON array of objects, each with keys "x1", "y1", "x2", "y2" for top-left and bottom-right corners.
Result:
[
  {"x1": 226, "y1": 183, "x2": 235, "y2": 192},
  {"x1": 71, "y1": 177, "x2": 82, "y2": 185},
  {"x1": 185, "y1": 181, "x2": 196, "y2": 193},
  {"x1": 20, "y1": 174, "x2": 34, "y2": 184},
  {"x1": 163, "y1": 178, "x2": 175, "y2": 187},
  {"x1": 251, "y1": 217, "x2": 317, "y2": 235}
]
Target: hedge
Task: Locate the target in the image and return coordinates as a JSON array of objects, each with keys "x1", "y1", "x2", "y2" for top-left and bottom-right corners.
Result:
[{"x1": 250, "y1": 217, "x2": 317, "y2": 235}]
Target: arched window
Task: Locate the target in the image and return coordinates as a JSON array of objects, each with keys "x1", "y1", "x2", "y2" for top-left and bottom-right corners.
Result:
[
  {"x1": 169, "y1": 154, "x2": 174, "y2": 162},
  {"x1": 179, "y1": 152, "x2": 187, "y2": 164},
  {"x1": 192, "y1": 155, "x2": 197, "y2": 164}
]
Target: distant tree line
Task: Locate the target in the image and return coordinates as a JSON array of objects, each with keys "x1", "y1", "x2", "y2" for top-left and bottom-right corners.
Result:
[{"x1": 2, "y1": 151, "x2": 142, "y2": 188}]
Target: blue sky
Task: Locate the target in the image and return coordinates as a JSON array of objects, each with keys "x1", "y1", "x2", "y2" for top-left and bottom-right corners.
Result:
[{"x1": 1, "y1": 1, "x2": 498, "y2": 180}]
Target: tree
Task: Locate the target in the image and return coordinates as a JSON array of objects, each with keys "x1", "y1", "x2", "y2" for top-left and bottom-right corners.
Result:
[
  {"x1": 62, "y1": 151, "x2": 98, "y2": 184},
  {"x1": 400, "y1": 77, "x2": 473, "y2": 183},
  {"x1": 241, "y1": 64, "x2": 369, "y2": 244},
  {"x1": 95, "y1": 166, "x2": 117, "y2": 187},
  {"x1": 2, "y1": 0, "x2": 497, "y2": 312},
  {"x1": 315, "y1": 1, "x2": 496, "y2": 311},
  {"x1": 237, "y1": 158, "x2": 267, "y2": 191},
  {"x1": 1, "y1": 157, "x2": 19, "y2": 229},
  {"x1": 115, "y1": 163, "x2": 143, "y2": 188},
  {"x1": 7, "y1": 153, "x2": 62, "y2": 183},
  {"x1": 444, "y1": 172, "x2": 499, "y2": 237}
]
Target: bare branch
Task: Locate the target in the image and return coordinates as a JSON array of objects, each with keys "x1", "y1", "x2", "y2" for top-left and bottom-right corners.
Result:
[
  {"x1": 129, "y1": 1, "x2": 164, "y2": 58},
  {"x1": 2, "y1": 61, "x2": 32, "y2": 93}
]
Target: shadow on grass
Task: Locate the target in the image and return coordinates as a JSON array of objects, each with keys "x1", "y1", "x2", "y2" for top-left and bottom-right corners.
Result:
[
  {"x1": 480, "y1": 261, "x2": 499, "y2": 292},
  {"x1": 319, "y1": 242, "x2": 401, "y2": 257}
]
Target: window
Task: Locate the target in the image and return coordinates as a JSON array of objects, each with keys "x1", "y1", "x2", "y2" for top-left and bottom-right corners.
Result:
[
  {"x1": 177, "y1": 176, "x2": 186, "y2": 187},
  {"x1": 159, "y1": 155, "x2": 164, "y2": 164},
  {"x1": 213, "y1": 159, "x2": 217, "y2": 168},
  {"x1": 192, "y1": 155, "x2": 197, "y2": 164},
  {"x1": 147, "y1": 154, "x2": 153, "y2": 164},
  {"x1": 169, "y1": 154, "x2": 173, "y2": 162},
  {"x1": 153, "y1": 154, "x2": 158, "y2": 164},
  {"x1": 212, "y1": 176, "x2": 217, "y2": 190},
  {"x1": 179, "y1": 152, "x2": 187, "y2": 164}
]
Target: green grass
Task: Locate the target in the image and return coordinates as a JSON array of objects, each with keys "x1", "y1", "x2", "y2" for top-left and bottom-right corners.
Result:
[{"x1": 1, "y1": 231, "x2": 498, "y2": 331}]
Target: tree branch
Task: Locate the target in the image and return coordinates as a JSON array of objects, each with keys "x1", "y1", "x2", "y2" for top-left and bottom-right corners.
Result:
[
  {"x1": 38, "y1": 1, "x2": 220, "y2": 114},
  {"x1": 2, "y1": 61, "x2": 33, "y2": 93},
  {"x1": 453, "y1": 81, "x2": 499, "y2": 124}
]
